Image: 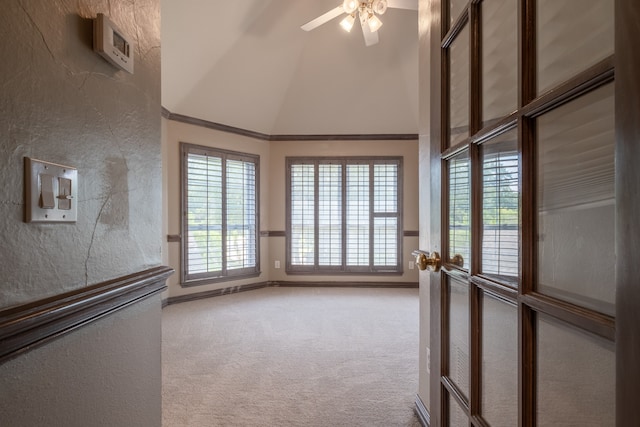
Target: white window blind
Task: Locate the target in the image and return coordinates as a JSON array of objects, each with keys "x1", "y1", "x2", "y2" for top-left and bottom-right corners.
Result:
[
  {"x1": 482, "y1": 137, "x2": 519, "y2": 279},
  {"x1": 182, "y1": 144, "x2": 259, "y2": 284},
  {"x1": 449, "y1": 150, "x2": 471, "y2": 270},
  {"x1": 287, "y1": 158, "x2": 402, "y2": 273}
]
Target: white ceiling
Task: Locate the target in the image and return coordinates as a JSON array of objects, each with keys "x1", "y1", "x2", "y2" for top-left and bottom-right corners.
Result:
[{"x1": 161, "y1": 0, "x2": 419, "y2": 135}]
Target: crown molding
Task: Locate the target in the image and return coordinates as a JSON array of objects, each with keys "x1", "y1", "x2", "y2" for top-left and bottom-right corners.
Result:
[{"x1": 161, "y1": 107, "x2": 418, "y2": 142}]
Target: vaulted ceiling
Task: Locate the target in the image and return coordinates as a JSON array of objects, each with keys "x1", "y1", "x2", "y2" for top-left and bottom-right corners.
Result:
[{"x1": 161, "y1": 0, "x2": 419, "y2": 135}]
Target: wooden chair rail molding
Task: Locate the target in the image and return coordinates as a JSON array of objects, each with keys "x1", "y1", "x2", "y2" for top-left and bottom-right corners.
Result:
[{"x1": 0, "y1": 266, "x2": 173, "y2": 364}]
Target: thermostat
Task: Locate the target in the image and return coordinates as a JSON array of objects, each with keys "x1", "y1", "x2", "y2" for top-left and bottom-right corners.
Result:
[{"x1": 93, "y1": 13, "x2": 134, "y2": 73}]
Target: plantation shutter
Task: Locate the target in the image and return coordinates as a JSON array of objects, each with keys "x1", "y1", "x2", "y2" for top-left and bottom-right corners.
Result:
[
  {"x1": 318, "y1": 163, "x2": 343, "y2": 266},
  {"x1": 182, "y1": 145, "x2": 259, "y2": 284},
  {"x1": 373, "y1": 163, "x2": 399, "y2": 268},
  {"x1": 290, "y1": 163, "x2": 315, "y2": 266},
  {"x1": 287, "y1": 158, "x2": 402, "y2": 273},
  {"x1": 225, "y1": 157, "x2": 257, "y2": 272},
  {"x1": 185, "y1": 151, "x2": 223, "y2": 278}
]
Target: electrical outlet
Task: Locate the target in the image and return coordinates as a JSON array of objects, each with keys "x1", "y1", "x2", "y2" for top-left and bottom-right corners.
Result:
[
  {"x1": 275, "y1": 260, "x2": 280, "y2": 269},
  {"x1": 426, "y1": 347, "x2": 431, "y2": 374},
  {"x1": 409, "y1": 261, "x2": 415, "y2": 270}
]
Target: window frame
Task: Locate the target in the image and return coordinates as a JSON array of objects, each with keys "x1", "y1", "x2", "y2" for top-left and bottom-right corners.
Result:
[
  {"x1": 180, "y1": 142, "x2": 260, "y2": 286},
  {"x1": 285, "y1": 156, "x2": 403, "y2": 275}
]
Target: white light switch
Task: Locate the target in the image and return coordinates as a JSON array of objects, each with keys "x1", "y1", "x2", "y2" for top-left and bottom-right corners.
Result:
[
  {"x1": 40, "y1": 174, "x2": 55, "y2": 209},
  {"x1": 25, "y1": 157, "x2": 78, "y2": 223},
  {"x1": 58, "y1": 177, "x2": 72, "y2": 210}
]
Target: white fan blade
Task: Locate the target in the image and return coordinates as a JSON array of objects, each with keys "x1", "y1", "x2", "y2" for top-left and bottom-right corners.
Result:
[
  {"x1": 361, "y1": 21, "x2": 379, "y2": 46},
  {"x1": 387, "y1": 0, "x2": 418, "y2": 10},
  {"x1": 301, "y1": 5, "x2": 344, "y2": 31}
]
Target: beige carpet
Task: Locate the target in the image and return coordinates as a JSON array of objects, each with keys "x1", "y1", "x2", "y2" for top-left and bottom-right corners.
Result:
[{"x1": 162, "y1": 286, "x2": 421, "y2": 427}]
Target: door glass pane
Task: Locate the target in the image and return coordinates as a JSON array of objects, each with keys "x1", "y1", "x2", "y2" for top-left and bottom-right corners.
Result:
[
  {"x1": 537, "y1": 83, "x2": 615, "y2": 315},
  {"x1": 481, "y1": 129, "x2": 519, "y2": 283},
  {"x1": 450, "y1": 25, "x2": 470, "y2": 147},
  {"x1": 449, "y1": 394, "x2": 469, "y2": 426},
  {"x1": 537, "y1": 0, "x2": 614, "y2": 95},
  {"x1": 481, "y1": 294, "x2": 517, "y2": 426},
  {"x1": 449, "y1": 150, "x2": 470, "y2": 270},
  {"x1": 537, "y1": 314, "x2": 615, "y2": 426},
  {"x1": 448, "y1": 277, "x2": 469, "y2": 401},
  {"x1": 482, "y1": 0, "x2": 517, "y2": 126}
]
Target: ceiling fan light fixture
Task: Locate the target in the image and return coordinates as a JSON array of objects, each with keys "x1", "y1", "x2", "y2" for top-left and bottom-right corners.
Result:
[
  {"x1": 372, "y1": 0, "x2": 388, "y2": 15},
  {"x1": 342, "y1": 0, "x2": 359, "y2": 14},
  {"x1": 367, "y1": 14, "x2": 383, "y2": 32},
  {"x1": 340, "y1": 14, "x2": 356, "y2": 32}
]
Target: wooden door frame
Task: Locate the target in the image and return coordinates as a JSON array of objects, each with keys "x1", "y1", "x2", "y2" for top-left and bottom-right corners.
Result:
[
  {"x1": 615, "y1": 0, "x2": 640, "y2": 423},
  {"x1": 425, "y1": 0, "x2": 640, "y2": 425},
  {"x1": 427, "y1": 0, "x2": 443, "y2": 424}
]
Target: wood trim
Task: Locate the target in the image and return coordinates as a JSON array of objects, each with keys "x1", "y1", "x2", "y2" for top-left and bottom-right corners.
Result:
[
  {"x1": 441, "y1": 375, "x2": 469, "y2": 412},
  {"x1": 442, "y1": 8, "x2": 469, "y2": 49},
  {"x1": 163, "y1": 108, "x2": 271, "y2": 140},
  {"x1": 471, "y1": 116, "x2": 518, "y2": 145},
  {"x1": 266, "y1": 230, "x2": 285, "y2": 237},
  {"x1": 404, "y1": 230, "x2": 419, "y2": 237},
  {"x1": 165, "y1": 280, "x2": 417, "y2": 306},
  {"x1": 166, "y1": 282, "x2": 270, "y2": 305},
  {"x1": 520, "y1": 0, "x2": 536, "y2": 108},
  {"x1": 616, "y1": 0, "x2": 640, "y2": 423},
  {"x1": 162, "y1": 107, "x2": 418, "y2": 142},
  {"x1": 415, "y1": 394, "x2": 431, "y2": 426},
  {"x1": 520, "y1": 292, "x2": 615, "y2": 342},
  {"x1": 441, "y1": 139, "x2": 470, "y2": 160},
  {"x1": 519, "y1": 304, "x2": 536, "y2": 427},
  {"x1": 167, "y1": 234, "x2": 181, "y2": 242},
  {"x1": 469, "y1": 2, "x2": 482, "y2": 138},
  {"x1": 429, "y1": 0, "x2": 444, "y2": 424},
  {"x1": 0, "y1": 266, "x2": 173, "y2": 364},
  {"x1": 180, "y1": 271, "x2": 262, "y2": 288},
  {"x1": 269, "y1": 133, "x2": 418, "y2": 141},
  {"x1": 520, "y1": 56, "x2": 615, "y2": 119},
  {"x1": 470, "y1": 276, "x2": 518, "y2": 302},
  {"x1": 271, "y1": 280, "x2": 418, "y2": 289}
]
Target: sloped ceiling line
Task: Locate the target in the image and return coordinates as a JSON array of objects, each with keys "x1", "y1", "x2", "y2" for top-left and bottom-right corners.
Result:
[{"x1": 161, "y1": 0, "x2": 418, "y2": 135}]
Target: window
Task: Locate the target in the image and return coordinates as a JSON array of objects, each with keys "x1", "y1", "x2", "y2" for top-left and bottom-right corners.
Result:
[
  {"x1": 181, "y1": 143, "x2": 259, "y2": 285},
  {"x1": 481, "y1": 131, "x2": 519, "y2": 281},
  {"x1": 286, "y1": 157, "x2": 402, "y2": 274}
]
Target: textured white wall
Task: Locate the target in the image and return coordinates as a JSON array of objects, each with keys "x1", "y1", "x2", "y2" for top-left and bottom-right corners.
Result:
[
  {"x1": 0, "y1": 0, "x2": 162, "y2": 309},
  {"x1": 0, "y1": 0, "x2": 163, "y2": 425}
]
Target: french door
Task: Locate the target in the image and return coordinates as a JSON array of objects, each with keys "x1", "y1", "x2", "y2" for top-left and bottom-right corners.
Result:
[{"x1": 423, "y1": 0, "x2": 639, "y2": 425}]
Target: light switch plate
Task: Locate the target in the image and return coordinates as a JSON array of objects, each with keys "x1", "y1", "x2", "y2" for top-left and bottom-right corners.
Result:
[{"x1": 24, "y1": 157, "x2": 78, "y2": 223}]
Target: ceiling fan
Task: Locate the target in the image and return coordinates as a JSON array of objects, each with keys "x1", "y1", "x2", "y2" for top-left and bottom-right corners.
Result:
[{"x1": 301, "y1": 0, "x2": 418, "y2": 47}]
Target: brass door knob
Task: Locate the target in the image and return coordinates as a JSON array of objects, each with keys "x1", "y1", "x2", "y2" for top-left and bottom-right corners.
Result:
[
  {"x1": 412, "y1": 250, "x2": 441, "y2": 272},
  {"x1": 449, "y1": 254, "x2": 464, "y2": 267}
]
